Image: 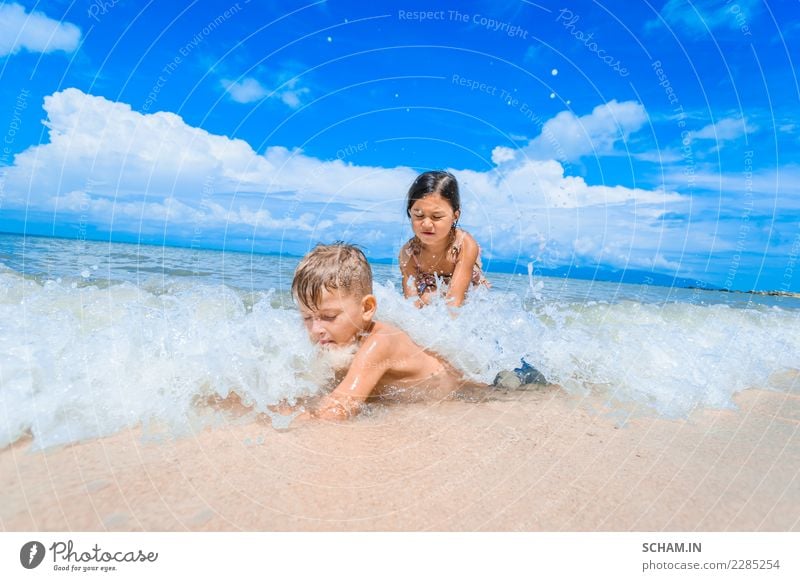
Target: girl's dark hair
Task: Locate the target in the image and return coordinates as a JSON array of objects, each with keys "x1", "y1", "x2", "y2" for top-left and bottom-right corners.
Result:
[{"x1": 405, "y1": 171, "x2": 460, "y2": 216}]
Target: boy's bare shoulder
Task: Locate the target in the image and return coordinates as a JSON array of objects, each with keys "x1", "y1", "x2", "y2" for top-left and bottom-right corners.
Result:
[
  {"x1": 363, "y1": 321, "x2": 417, "y2": 350},
  {"x1": 369, "y1": 320, "x2": 407, "y2": 339}
]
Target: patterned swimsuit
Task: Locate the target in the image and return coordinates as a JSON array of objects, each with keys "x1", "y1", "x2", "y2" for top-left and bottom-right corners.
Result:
[{"x1": 404, "y1": 230, "x2": 489, "y2": 295}]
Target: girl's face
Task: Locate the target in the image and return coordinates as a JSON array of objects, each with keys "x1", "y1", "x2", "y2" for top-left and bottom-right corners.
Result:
[{"x1": 409, "y1": 193, "x2": 460, "y2": 248}]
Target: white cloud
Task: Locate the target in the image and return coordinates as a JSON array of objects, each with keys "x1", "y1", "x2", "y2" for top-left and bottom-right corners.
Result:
[
  {"x1": 222, "y1": 76, "x2": 310, "y2": 108},
  {"x1": 459, "y1": 158, "x2": 680, "y2": 212},
  {"x1": 491, "y1": 146, "x2": 516, "y2": 165},
  {"x1": 3, "y1": 88, "x2": 414, "y2": 229},
  {"x1": 631, "y1": 149, "x2": 683, "y2": 163},
  {"x1": 0, "y1": 3, "x2": 80, "y2": 56},
  {"x1": 662, "y1": 163, "x2": 800, "y2": 202},
  {"x1": 221, "y1": 78, "x2": 268, "y2": 104},
  {"x1": 571, "y1": 235, "x2": 682, "y2": 272},
  {"x1": 647, "y1": 0, "x2": 761, "y2": 36},
  {"x1": 450, "y1": 158, "x2": 690, "y2": 271},
  {"x1": 518, "y1": 100, "x2": 647, "y2": 162},
  {"x1": 694, "y1": 117, "x2": 757, "y2": 141},
  {"x1": 2, "y1": 89, "x2": 693, "y2": 271},
  {"x1": 277, "y1": 78, "x2": 310, "y2": 109}
]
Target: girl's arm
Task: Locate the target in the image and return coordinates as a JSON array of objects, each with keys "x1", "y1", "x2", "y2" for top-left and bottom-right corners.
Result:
[
  {"x1": 446, "y1": 232, "x2": 481, "y2": 307},
  {"x1": 398, "y1": 244, "x2": 418, "y2": 300}
]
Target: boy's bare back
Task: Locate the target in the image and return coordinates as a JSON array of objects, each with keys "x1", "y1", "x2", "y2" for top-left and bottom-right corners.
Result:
[
  {"x1": 335, "y1": 320, "x2": 459, "y2": 401},
  {"x1": 290, "y1": 242, "x2": 468, "y2": 420}
]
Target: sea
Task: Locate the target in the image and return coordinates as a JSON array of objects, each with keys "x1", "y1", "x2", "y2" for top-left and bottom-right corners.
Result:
[{"x1": 1, "y1": 232, "x2": 798, "y2": 450}]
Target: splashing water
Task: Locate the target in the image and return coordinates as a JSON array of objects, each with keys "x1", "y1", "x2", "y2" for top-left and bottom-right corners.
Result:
[{"x1": 1, "y1": 237, "x2": 798, "y2": 450}]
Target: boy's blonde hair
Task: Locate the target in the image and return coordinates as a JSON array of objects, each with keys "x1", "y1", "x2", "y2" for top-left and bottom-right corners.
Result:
[{"x1": 292, "y1": 242, "x2": 373, "y2": 310}]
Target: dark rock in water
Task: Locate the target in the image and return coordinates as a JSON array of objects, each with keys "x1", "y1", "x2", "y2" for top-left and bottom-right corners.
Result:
[
  {"x1": 492, "y1": 370, "x2": 522, "y2": 390},
  {"x1": 492, "y1": 361, "x2": 548, "y2": 390},
  {"x1": 513, "y1": 360, "x2": 547, "y2": 385}
]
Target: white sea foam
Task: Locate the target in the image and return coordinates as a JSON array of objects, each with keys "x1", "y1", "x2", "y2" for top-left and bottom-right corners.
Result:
[
  {"x1": 0, "y1": 271, "x2": 331, "y2": 449},
  {"x1": 1, "y1": 270, "x2": 798, "y2": 450},
  {"x1": 375, "y1": 282, "x2": 800, "y2": 419}
]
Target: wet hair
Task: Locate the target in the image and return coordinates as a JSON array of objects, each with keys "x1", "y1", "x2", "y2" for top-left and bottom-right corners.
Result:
[
  {"x1": 292, "y1": 242, "x2": 373, "y2": 310},
  {"x1": 405, "y1": 171, "x2": 460, "y2": 217}
]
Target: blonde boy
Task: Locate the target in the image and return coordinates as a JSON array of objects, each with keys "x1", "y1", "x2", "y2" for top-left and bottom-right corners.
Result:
[{"x1": 292, "y1": 243, "x2": 460, "y2": 420}]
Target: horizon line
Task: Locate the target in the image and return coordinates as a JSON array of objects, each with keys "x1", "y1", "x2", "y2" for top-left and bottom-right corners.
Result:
[{"x1": 0, "y1": 228, "x2": 746, "y2": 294}]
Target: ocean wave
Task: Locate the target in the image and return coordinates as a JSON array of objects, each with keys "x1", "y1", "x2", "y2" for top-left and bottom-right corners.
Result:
[{"x1": 1, "y1": 270, "x2": 798, "y2": 450}]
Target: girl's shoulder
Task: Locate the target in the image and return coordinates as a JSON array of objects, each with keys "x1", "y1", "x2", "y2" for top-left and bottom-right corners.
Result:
[
  {"x1": 452, "y1": 229, "x2": 480, "y2": 257},
  {"x1": 455, "y1": 229, "x2": 479, "y2": 246},
  {"x1": 398, "y1": 237, "x2": 419, "y2": 269},
  {"x1": 401, "y1": 236, "x2": 421, "y2": 256}
]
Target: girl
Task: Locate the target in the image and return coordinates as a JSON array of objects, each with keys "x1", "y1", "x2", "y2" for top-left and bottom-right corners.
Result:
[{"x1": 399, "y1": 171, "x2": 489, "y2": 307}]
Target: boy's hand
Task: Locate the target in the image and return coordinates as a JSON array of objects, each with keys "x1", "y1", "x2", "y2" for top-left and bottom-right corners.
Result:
[{"x1": 313, "y1": 394, "x2": 359, "y2": 421}]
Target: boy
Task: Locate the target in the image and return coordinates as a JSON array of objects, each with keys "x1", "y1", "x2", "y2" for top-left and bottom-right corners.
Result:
[{"x1": 292, "y1": 242, "x2": 462, "y2": 420}]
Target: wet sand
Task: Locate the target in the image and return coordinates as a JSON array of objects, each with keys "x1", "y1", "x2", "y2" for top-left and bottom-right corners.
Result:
[{"x1": 1, "y1": 386, "x2": 798, "y2": 531}]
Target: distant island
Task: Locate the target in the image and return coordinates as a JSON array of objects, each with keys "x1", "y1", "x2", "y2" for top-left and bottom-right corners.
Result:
[
  {"x1": 708, "y1": 288, "x2": 800, "y2": 299},
  {"x1": 478, "y1": 259, "x2": 707, "y2": 290}
]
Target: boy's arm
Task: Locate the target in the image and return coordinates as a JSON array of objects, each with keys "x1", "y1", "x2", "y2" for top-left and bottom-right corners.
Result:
[
  {"x1": 446, "y1": 234, "x2": 480, "y2": 307},
  {"x1": 314, "y1": 335, "x2": 390, "y2": 420}
]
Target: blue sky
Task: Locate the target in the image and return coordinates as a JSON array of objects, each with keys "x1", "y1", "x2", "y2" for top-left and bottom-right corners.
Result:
[{"x1": 0, "y1": 0, "x2": 798, "y2": 291}]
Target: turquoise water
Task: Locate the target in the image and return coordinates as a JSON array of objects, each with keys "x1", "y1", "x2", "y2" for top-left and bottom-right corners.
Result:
[
  {"x1": 2, "y1": 233, "x2": 797, "y2": 309},
  {"x1": 1, "y1": 233, "x2": 798, "y2": 450}
]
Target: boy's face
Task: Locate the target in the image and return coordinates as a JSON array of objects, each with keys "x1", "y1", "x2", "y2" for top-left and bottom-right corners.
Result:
[{"x1": 299, "y1": 287, "x2": 376, "y2": 348}]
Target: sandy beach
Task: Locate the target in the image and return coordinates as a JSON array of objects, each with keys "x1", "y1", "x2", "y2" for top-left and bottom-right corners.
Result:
[{"x1": 1, "y1": 385, "x2": 798, "y2": 531}]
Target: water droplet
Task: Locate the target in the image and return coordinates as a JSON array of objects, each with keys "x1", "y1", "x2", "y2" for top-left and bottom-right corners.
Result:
[
  {"x1": 549, "y1": 92, "x2": 556, "y2": 99},
  {"x1": 551, "y1": 68, "x2": 558, "y2": 76},
  {"x1": 269, "y1": 409, "x2": 301, "y2": 430}
]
